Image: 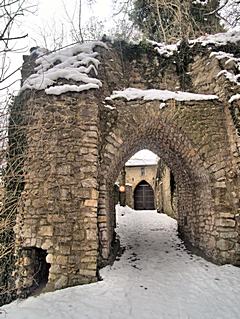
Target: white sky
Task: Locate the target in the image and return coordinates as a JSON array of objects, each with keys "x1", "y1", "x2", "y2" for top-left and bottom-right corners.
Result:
[{"x1": 24, "y1": 0, "x2": 114, "y2": 47}]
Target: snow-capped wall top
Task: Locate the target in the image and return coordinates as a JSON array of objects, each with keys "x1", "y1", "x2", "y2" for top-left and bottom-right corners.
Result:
[
  {"x1": 147, "y1": 40, "x2": 178, "y2": 57},
  {"x1": 21, "y1": 41, "x2": 108, "y2": 95},
  {"x1": 229, "y1": 94, "x2": 240, "y2": 103},
  {"x1": 193, "y1": 28, "x2": 240, "y2": 46},
  {"x1": 148, "y1": 30, "x2": 240, "y2": 104},
  {"x1": 108, "y1": 88, "x2": 218, "y2": 103},
  {"x1": 149, "y1": 29, "x2": 240, "y2": 57},
  {"x1": 209, "y1": 50, "x2": 240, "y2": 103},
  {"x1": 192, "y1": 0, "x2": 208, "y2": 4}
]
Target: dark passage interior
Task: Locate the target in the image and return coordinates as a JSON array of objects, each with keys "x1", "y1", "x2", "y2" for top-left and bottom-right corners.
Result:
[{"x1": 21, "y1": 247, "x2": 50, "y2": 295}]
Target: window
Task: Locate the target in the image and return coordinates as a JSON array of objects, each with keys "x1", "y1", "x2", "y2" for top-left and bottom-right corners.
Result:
[{"x1": 141, "y1": 167, "x2": 145, "y2": 176}]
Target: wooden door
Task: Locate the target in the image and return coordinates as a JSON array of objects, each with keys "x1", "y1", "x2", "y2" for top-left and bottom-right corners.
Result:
[{"x1": 134, "y1": 180, "x2": 155, "y2": 210}]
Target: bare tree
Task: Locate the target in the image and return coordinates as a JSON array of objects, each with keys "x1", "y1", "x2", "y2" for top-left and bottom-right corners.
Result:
[
  {"x1": 0, "y1": 0, "x2": 36, "y2": 90},
  {"x1": 0, "y1": 0, "x2": 36, "y2": 306},
  {"x1": 125, "y1": 0, "x2": 225, "y2": 43},
  {"x1": 61, "y1": 0, "x2": 96, "y2": 43},
  {"x1": 31, "y1": 20, "x2": 66, "y2": 51},
  {"x1": 112, "y1": 0, "x2": 240, "y2": 43}
]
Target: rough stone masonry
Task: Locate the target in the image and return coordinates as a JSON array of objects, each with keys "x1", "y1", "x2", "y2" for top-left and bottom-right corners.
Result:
[{"x1": 5, "y1": 32, "x2": 240, "y2": 296}]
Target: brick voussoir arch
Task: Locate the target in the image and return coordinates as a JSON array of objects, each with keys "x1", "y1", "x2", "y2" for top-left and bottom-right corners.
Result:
[{"x1": 98, "y1": 99, "x2": 229, "y2": 265}]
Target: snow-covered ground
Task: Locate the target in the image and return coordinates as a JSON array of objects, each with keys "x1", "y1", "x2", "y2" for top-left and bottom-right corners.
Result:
[{"x1": 1, "y1": 206, "x2": 240, "y2": 319}]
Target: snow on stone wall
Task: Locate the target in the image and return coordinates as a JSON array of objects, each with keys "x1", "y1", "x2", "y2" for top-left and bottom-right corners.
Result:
[
  {"x1": 8, "y1": 29, "x2": 240, "y2": 298},
  {"x1": 21, "y1": 42, "x2": 108, "y2": 95}
]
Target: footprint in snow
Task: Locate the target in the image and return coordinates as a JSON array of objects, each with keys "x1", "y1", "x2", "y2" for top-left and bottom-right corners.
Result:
[{"x1": 131, "y1": 264, "x2": 142, "y2": 270}]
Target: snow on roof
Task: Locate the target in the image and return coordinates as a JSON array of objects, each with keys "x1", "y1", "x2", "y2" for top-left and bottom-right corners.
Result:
[
  {"x1": 108, "y1": 88, "x2": 218, "y2": 103},
  {"x1": 21, "y1": 41, "x2": 108, "y2": 95},
  {"x1": 125, "y1": 150, "x2": 159, "y2": 167},
  {"x1": 125, "y1": 157, "x2": 158, "y2": 167}
]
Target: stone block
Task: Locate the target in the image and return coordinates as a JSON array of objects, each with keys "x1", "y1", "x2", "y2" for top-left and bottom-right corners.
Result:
[
  {"x1": 84, "y1": 199, "x2": 98, "y2": 207},
  {"x1": 23, "y1": 257, "x2": 32, "y2": 266},
  {"x1": 100, "y1": 230, "x2": 109, "y2": 241},
  {"x1": 81, "y1": 256, "x2": 97, "y2": 263},
  {"x1": 98, "y1": 216, "x2": 107, "y2": 223},
  {"x1": 54, "y1": 275, "x2": 68, "y2": 290},
  {"x1": 82, "y1": 179, "x2": 98, "y2": 188},
  {"x1": 21, "y1": 226, "x2": 33, "y2": 237},
  {"x1": 41, "y1": 239, "x2": 53, "y2": 250},
  {"x1": 50, "y1": 264, "x2": 62, "y2": 274},
  {"x1": 38, "y1": 225, "x2": 53, "y2": 236},
  {"x1": 47, "y1": 214, "x2": 65, "y2": 223},
  {"x1": 219, "y1": 231, "x2": 238, "y2": 239},
  {"x1": 91, "y1": 189, "x2": 99, "y2": 199},
  {"x1": 73, "y1": 230, "x2": 85, "y2": 241},
  {"x1": 216, "y1": 239, "x2": 234, "y2": 251},
  {"x1": 46, "y1": 254, "x2": 54, "y2": 263},
  {"x1": 79, "y1": 269, "x2": 96, "y2": 277},
  {"x1": 86, "y1": 229, "x2": 97, "y2": 240},
  {"x1": 219, "y1": 212, "x2": 236, "y2": 219},
  {"x1": 56, "y1": 255, "x2": 68, "y2": 265},
  {"x1": 216, "y1": 219, "x2": 236, "y2": 228}
]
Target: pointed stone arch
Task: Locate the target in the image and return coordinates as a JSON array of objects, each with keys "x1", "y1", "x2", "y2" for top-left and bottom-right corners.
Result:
[{"x1": 98, "y1": 98, "x2": 238, "y2": 266}]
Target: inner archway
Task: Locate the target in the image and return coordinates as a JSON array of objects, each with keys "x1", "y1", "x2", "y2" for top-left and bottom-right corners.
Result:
[
  {"x1": 134, "y1": 180, "x2": 155, "y2": 210},
  {"x1": 97, "y1": 98, "x2": 237, "y2": 266}
]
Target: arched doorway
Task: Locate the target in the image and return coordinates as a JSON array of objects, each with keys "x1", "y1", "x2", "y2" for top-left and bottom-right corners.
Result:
[
  {"x1": 134, "y1": 180, "x2": 155, "y2": 210},
  {"x1": 97, "y1": 98, "x2": 230, "y2": 265}
]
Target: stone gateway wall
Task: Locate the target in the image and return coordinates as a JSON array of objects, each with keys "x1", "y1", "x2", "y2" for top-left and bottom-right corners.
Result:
[
  {"x1": 117, "y1": 164, "x2": 159, "y2": 209},
  {"x1": 14, "y1": 91, "x2": 100, "y2": 294},
  {"x1": 155, "y1": 165, "x2": 176, "y2": 218},
  {"x1": 98, "y1": 98, "x2": 238, "y2": 263},
  {"x1": 6, "y1": 36, "x2": 240, "y2": 297}
]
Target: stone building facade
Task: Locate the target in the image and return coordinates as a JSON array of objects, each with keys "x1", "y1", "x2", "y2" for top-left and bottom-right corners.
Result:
[
  {"x1": 155, "y1": 164, "x2": 176, "y2": 218},
  {"x1": 5, "y1": 31, "x2": 240, "y2": 296},
  {"x1": 124, "y1": 163, "x2": 157, "y2": 209},
  {"x1": 117, "y1": 157, "x2": 175, "y2": 217}
]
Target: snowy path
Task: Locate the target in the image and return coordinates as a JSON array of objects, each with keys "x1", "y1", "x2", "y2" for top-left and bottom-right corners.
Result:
[{"x1": 1, "y1": 207, "x2": 240, "y2": 319}]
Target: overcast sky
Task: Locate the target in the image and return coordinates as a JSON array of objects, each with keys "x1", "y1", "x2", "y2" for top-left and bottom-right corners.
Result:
[{"x1": 24, "y1": 0, "x2": 114, "y2": 47}]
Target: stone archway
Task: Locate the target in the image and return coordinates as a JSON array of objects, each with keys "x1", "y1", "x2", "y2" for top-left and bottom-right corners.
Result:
[
  {"x1": 134, "y1": 180, "x2": 155, "y2": 210},
  {"x1": 98, "y1": 98, "x2": 239, "y2": 267},
  {"x1": 6, "y1": 36, "x2": 240, "y2": 298},
  {"x1": 11, "y1": 92, "x2": 240, "y2": 296}
]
